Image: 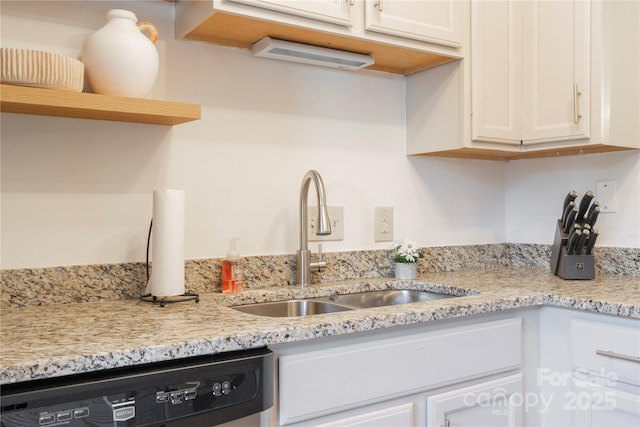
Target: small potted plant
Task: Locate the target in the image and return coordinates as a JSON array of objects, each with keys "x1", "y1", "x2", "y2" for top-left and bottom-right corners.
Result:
[{"x1": 392, "y1": 239, "x2": 423, "y2": 280}]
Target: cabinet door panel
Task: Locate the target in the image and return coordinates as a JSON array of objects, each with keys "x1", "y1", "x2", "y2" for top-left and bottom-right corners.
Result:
[
  {"x1": 228, "y1": 0, "x2": 354, "y2": 26},
  {"x1": 365, "y1": 0, "x2": 462, "y2": 47},
  {"x1": 522, "y1": 0, "x2": 590, "y2": 144},
  {"x1": 426, "y1": 374, "x2": 524, "y2": 427},
  {"x1": 572, "y1": 379, "x2": 640, "y2": 427},
  {"x1": 471, "y1": 0, "x2": 522, "y2": 145},
  {"x1": 471, "y1": 0, "x2": 589, "y2": 147}
]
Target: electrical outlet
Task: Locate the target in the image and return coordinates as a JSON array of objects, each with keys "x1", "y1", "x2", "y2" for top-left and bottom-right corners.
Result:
[
  {"x1": 596, "y1": 180, "x2": 618, "y2": 213},
  {"x1": 308, "y1": 206, "x2": 344, "y2": 241},
  {"x1": 374, "y1": 206, "x2": 394, "y2": 242}
]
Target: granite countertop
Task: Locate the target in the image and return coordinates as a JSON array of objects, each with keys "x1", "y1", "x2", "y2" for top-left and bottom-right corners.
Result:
[{"x1": 1, "y1": 267, "x2": 639, "y2": 385}]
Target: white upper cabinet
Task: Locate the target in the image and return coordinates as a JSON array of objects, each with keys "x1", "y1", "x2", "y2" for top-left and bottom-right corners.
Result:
[
  {"x1": 228, "y1": 0, "x2": 354, "y2": 26},
  {"x1": 522, "y1": 0, "x2": 590, "y2": 144},
  {"x1": 470, "y1": 0, "x2": 522, "y2": 145},
  {"x1": 176, "y1": 0, "x2": 463, "y2": 76},
  {"x1": 407, "y1": 0, "x2": 639, "y2": 160},
  {"x1": 472, "y1": 0, "x2": 590, "y2": 146},
  {"x1": 365, "y1": 0, "x2": 463, "y2": 47}
]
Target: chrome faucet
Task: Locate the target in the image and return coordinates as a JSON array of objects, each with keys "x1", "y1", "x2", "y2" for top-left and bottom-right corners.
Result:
[{"x1": 297, "y1": 170, "x2": 331, "y2": 287}]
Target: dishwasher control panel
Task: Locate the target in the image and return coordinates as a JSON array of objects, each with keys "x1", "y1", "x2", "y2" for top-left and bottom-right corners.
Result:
[{"x1": 1, "y1": 348, "x2": 273, "y2": 427}]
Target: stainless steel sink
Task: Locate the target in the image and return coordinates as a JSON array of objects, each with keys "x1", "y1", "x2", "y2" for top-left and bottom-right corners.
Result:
[
  {"x1": 231, "y1": 289, "x2": 460, "y2": 317},
  {"x1": 325, "y1": 289, "x2": 457, "y2": 308},
  {"x1": 232, "y1": 299, "x2": 353, "y2": 317}
]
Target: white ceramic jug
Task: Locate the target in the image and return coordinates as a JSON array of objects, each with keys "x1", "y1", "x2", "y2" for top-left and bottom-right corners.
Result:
[{"x1": 81, "y1": 9, "x2": 159, "y2": 98}]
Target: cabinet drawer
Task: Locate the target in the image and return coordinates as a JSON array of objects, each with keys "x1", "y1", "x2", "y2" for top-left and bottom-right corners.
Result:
[
  {"x1": 279, "y1": 318, "x2": 522, "y2": 424},
  {"x1": 570, "y1": 319, "x2": 640, "y2": 386},
  {"x1": 311, "y1": 402, "x2": 415, "y2": 427}
]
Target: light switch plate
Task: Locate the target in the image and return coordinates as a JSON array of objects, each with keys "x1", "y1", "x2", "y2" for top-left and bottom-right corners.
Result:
[
  {"x1": 308, "y1": 206, "x2": 344, "y2": 241},
  {"x1": 374, "y1": 206, "x2": 394, "y2": 242},
  {"x1": 596, "y1": 180, "x2": 617, "y2": 213}
]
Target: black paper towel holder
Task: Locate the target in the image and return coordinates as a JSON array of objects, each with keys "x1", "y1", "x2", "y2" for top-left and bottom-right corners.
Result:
[
  {"x1": 140, "y1": 292, "x2": 199, "y2": 307},
  {"x1": 141, "y1": 218, "x2": 199, "y2": 307}
]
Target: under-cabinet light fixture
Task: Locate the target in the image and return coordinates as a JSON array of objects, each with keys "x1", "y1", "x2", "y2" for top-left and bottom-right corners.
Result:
[{"x1": 251, "y1": 37, "x2": 374, "y2": 71}]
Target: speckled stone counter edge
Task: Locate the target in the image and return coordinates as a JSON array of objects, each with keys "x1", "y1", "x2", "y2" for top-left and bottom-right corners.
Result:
[{"x1": 2, "y1": 244, "x2": 638, "y2": 308}]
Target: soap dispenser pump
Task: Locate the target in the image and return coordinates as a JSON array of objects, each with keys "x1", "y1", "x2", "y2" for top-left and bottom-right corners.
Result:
[{"x1": 222, "y1": 238, "x2": 241, "y2": 294}]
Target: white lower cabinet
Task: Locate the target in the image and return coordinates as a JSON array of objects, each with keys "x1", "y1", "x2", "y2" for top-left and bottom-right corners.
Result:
[
  {"x1": 572, "y1": 379, "x2": 640, "y2": 427},
  {"x1": 539, "y1": 307, "x2": 640, "y2": 427},
  {"x1": 570, "y1": 316, "x2": 640, "y2": 427},
  {"x1": 273, "y1": 316, "x2": 524, "y2": 426},
  {"x1": 426, "y1": 374, "x2": 524, "y2": 427},
  {"x1": 267, "y1": 305, "x2": 638, "y2": 426}
]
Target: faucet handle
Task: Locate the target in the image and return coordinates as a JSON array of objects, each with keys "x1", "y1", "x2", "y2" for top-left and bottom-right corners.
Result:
[{"x1": 310, "y1": 244, "x2": 327, "y2": 272}]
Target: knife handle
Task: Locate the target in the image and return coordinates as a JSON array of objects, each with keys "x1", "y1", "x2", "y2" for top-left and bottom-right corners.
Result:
[
  {"x1": 564, "y1": 207, "x2": 579, "y2": 234},
  {"x1": 586, "y1": 201, "x2": 599, "y2": 222},
  {"x1": 575, "y1": 229, "x2": 590, "y2": 254},
  {"x1": 562, "y1": 190, "x2": 579, "y2": 216},
  {"x1": 577, "y1": 191, "x2": 595, "y2": 220},
  {"x1": 567, "y1": 223, "x2": 581, "y2": 243},
  {"x1": 586, "y1": 229, "x2": 599, "y2": 255},
  {"x1": 588, "y1": 206, "x2": 601, "y2": 228},
  {"x1": 567, "y1": 229, "x2": 582, "y2": 255},
  {"x1": 561, "y1": 201, "x2": 576, "y2": 225}
]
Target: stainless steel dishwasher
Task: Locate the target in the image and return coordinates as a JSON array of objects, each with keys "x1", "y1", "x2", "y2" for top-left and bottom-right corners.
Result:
[{"x1": 0, "y1": 347, "x2": 273, "y2": 427}]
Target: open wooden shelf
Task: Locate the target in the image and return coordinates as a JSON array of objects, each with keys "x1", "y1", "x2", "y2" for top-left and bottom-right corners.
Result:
[{"x1": 0, "y1": 84, "x2": 201, "y2": 125}]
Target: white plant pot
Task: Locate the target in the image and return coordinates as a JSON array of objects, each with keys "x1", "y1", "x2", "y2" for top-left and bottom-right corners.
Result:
[
  {"x1": 81, "y1": 9, "x2": 159, "y2": 98},
  {"x1": 394, "y1": 262, "x2": 417, "y2": 280}
]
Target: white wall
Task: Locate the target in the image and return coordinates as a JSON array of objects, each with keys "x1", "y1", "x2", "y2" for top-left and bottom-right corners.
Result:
[
  {"x1": 1, "y1": 1, "x2": 637, "y2": 270},
  {"x1": 0, "y1": 1, "x2": 506, "y2": 269},
  {"x1": 505, "y1": 151, "x2": 640, "y2": 247}
]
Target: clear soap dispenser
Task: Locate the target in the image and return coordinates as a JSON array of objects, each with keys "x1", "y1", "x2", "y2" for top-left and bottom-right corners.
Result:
[{"x1": 222, "y1": 238, "x2": 242, "y2": 294}]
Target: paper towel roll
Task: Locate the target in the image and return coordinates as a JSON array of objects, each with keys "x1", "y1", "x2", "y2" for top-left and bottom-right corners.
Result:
[{"x1": 149, "y1": 189, "x2": 185, "y2": 297}]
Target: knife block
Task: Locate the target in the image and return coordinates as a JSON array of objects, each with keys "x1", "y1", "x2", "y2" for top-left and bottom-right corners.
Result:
[{"x1": 550, "y1": 220, "x2": 594, "y2": 280}]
